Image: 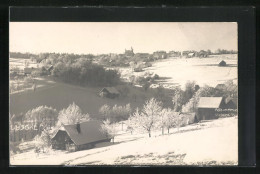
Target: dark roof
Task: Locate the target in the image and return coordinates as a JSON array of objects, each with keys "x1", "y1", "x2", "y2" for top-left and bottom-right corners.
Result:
[
  {"x1": 100, "y1": 87, "x2": 120, "y2": 94},
  {"x1": 215, "y1": 84, "x2": 226, "y2": 89},
  {"x1": 53, "y1": 120, "x2": 109, "y2": 146},
  {"x1": 197, "y1": 97, "x2": 223, "y2": 108}
]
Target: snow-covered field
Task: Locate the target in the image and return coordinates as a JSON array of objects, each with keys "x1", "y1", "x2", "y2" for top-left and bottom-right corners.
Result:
[
  {"x1": 119, "y1": 54, "x2": 237, "y2": 89},
  {"x1": 10, "y1": 58, "x2": 39, "y2": 70},
  {"x1": 10, "y1": 116, "x2": 238, "y2": 166}
]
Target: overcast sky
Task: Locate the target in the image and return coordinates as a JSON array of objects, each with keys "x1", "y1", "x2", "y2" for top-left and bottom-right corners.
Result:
[{"x1": 10, "y1": 22, "x2": 237, "y2": 55}]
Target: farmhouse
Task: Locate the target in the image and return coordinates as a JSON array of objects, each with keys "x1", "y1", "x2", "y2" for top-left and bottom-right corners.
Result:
[
  {"x1": 99, "y1": 87, "x2": 120, "y2": 99},
  {"x1": 51, "y1": 120, "x2": 111, "y2": 151},
  {"x1": 187, "y1": 52, "x2": 195, "y2": 58},
  {"x1": 197, "y1": 97, "x2": 225, "y2": 120},
  {"x1": 168, "y1": 51, "x2": 181, "y2": 57},
  {"x1": 135, "y1": 53, "x2": 150, "y2": 59},
  {"x1": 215, "y1": 84, "x2": 226, "y2": 91},
  {"x1": 198, "y1": 50, "x2": 208, "y2": 58},
  {"x1": 153, "y1": 51, "x2": 167, "y2": 59}
]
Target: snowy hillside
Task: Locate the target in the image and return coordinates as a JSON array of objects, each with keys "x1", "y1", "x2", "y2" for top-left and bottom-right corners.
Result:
[{"x1": 10, "y1": 116, "x2": 237, "y2": 166}]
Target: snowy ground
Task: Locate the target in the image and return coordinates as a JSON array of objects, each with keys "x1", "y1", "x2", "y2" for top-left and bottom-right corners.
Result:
[
  {"x1": 10, "y1": 58, "x2": 39, "y2": 70},
  {"x1": 10, "y1": 116, "x2": 238, "y2": 166},
  {"x1": 119, "y1": 54, "x2": 237, "y2": 89}
]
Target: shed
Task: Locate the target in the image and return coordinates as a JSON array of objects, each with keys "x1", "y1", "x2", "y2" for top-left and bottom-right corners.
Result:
[
  {"x1": 99, "y1": 87, "x2": 120, "y2": 99},
  {"x1": 218, "y1": 60, "x2": 227, "y2": 66},
  {"x1": 197, "y1": 97, "x2": 225, "y2": 120},
  {"x1": 51, "y1": 120, "x2": 111, "y2": 151}
]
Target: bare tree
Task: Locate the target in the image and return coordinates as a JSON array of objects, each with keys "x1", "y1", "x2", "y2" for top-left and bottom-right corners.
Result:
[{"x1": 172, "y1": 87, "x2": 183, "y2": 112}]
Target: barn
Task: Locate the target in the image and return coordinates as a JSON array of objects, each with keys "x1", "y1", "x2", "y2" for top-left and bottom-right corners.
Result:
[
  {"x1": 99, "y1": 87, "x2": 120, "y2": 99},
  {"x1": 51, "y1": 120, "x2": 111, "y2": 152},
  {"x1": 197, "y1": 97, "x2": 225, "y2": 120}
]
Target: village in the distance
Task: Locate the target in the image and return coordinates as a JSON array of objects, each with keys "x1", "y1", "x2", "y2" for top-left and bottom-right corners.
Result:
[{"x1": 9, "y1": 46, "x2": 238, "y2": 165}]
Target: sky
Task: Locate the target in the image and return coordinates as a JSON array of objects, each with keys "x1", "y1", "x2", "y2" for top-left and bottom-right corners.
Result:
[{"x1": 10, "y1": 22, "x2": 237, "y2": 55}]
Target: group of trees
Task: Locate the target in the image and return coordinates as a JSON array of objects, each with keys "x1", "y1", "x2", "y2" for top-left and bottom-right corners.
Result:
[
  {"x1": 51, "y1": 58, "x2": 121, "y2": 87},
  {"x1": 215, "y1": 49, "x2": 238, "y2": 55},
  {"x1": 127, "y1": 98, "x2": 182, "y2": 138},
  {"x1": 99, "y1": 103, "x2": 132, "y2": 143},
  {"x1": 99, "y1": 103, "x2": 131, "y2": 122}
]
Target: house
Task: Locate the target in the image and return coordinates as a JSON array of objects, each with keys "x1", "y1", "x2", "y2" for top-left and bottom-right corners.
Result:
[
  {"x1": 51, "y1": 120, "x2": 111, "y2": 151},
  {"x1": 135, "y1": 53, "x2": 150, "y2": 59},
  {"x1": 153, "y1": 51, "x2": 167, "y2": 59},
  {"x1": 215, "y1": 84, "x2": 226, "y2": 91},
  {"x1": 187, "y1": 52, "x2": 195, "y2": 58},
  {"x1": 168, "y1": 51, "x2": 181, "y2": 57},
  {"x1": 180, "y1": 112, "x2": 198, "y2": 126},
  {"x1": 197, "y1": 97, "x2": 225, "y2": 120},
  {"x1": 99, "y1": 87, "x2": 120, "y2": 99},
  {"x1": 198, "y1": 50, "x2": 209, "y2": 58}
]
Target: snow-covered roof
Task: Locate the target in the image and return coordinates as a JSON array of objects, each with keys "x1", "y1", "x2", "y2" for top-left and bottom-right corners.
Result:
[
  {"x1": 197, "y1": 97, "x2": 223, "y2": 108},
  {"x1": 52, "y1": 120, "x2": 110, "y2": 146}
]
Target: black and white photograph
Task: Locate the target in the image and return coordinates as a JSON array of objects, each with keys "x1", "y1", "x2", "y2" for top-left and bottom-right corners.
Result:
[{"x1": 9, "y1": 22, "x2": 238, "y2": 166}]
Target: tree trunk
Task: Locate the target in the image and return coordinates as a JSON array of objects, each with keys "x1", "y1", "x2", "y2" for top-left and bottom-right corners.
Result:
[
  {"x1": 168, "y1": 128, "x2": 170, "y2": 134},
  {"x1": 162, "y1": 127, "x2": 164, "y2": 135},
  {"x1": 148, "y1": 131, "x2": 151, "y2": 137}
]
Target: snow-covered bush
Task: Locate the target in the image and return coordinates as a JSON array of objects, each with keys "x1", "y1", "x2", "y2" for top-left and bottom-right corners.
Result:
[
  {"x1": 99, "y1": 103, "x2": 132, "y2": 122},
  {"x1": 100, "y1": 119, "x2": 118, "y2": 143}
]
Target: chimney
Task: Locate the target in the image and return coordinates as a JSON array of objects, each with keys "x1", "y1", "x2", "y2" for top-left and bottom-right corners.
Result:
[{"x1": 76, "y1": 122, "x2": 81, "y2": 134}]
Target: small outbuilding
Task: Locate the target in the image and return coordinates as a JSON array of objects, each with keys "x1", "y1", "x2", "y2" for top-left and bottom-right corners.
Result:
[
  {"x1": 197, "y1": 97, "x2": 225, "y2": 120},
  {"x1": 51, "y1": 120, "x2": 111, "y2": 152},
  {"x1": 218, "y1": 60, "x2": 227, "y2": 66},
  {"x1": 99, "y1": 87, "x2": 120, "y2": 99}
]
